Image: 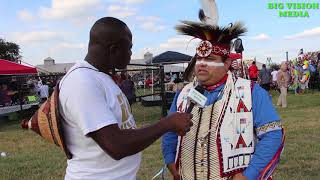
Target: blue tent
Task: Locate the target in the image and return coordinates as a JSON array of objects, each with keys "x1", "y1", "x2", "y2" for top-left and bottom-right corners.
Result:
[{"x1": 152, "y1": 51, "x2": 192, "y2": 64}]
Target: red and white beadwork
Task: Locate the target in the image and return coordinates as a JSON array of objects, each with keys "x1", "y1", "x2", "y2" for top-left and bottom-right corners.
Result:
[
  {"x1": 213, "y1": 46, "x2": 229, "y2": 56},
  {"x1": 196, "y1": 40, "x2": 213, "y2": 57},
  {"x1": 197, "y1": 40, "x2": 230, "y2": 57}
]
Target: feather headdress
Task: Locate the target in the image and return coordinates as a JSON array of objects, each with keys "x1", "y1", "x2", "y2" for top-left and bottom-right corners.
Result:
[
  {"x1": 176, "y1": 21, "x2": 247, "y2": 57},
  {"x1": 180, "y1": 21, "x2": 247, "y2": 80},
  {"x1": 179, "y1": 0, "x2": 247, "y2": 80}
]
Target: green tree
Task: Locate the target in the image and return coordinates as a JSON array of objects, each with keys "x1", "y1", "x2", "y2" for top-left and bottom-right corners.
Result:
[
  {"x1": 0, "y1": 38, "x2": 21, "y2": 62},
  {"x1": 269, "y1": 63, "x2": 280, "y2": 71}
]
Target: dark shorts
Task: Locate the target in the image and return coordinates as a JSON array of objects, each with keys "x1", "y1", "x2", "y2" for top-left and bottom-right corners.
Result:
[{"x1": 261, "y1": 83, "x2": 271, "y2": 91}]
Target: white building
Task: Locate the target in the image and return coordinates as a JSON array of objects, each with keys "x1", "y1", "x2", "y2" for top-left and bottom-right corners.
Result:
[{"x1": 36, "y1": 57, "x2": 75, "y2": 74}]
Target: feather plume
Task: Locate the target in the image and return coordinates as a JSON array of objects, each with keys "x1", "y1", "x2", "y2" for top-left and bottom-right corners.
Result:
[
  {"x1": 199, "y1": 9, "x2": 206, "y2": 23},
  {"x1": 176, "y1": 21, "x2": 247, "y2": 45},
  {"x1": 199, "y1": 0, "x2": 219, "y2": 25}
]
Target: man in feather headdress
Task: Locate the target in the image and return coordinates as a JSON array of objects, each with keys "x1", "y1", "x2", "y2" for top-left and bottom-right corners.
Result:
[{"x1": 162, "y1": 1, "x2": 284, "y2": 180}]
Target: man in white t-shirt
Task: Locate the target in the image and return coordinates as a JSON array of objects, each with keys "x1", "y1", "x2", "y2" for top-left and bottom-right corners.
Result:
[
  {"x1": 271, "y1": 69, "x2": 278, "y2": 89},
  {"x1": 39, "y1": 81, "x2": 49, "y2": 101},
  {"x1": 59, "y1": 17, "x2": 193, "y2": 180}
]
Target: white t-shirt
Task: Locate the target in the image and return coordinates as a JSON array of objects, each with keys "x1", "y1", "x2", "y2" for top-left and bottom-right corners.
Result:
[
  {"x1": 59, "y1": 61, "x2": 141, "y2": 180},
  {"x1": 39, "y1": 84, "x2": 49, "y2": 98},
  {"x1": 271, "y1": 70, "x2": 278, "y2": 82}
]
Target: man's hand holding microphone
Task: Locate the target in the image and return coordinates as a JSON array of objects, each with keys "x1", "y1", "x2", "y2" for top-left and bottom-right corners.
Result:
[{"x1": 161, "y1": 112, "x2": 193, "y2": 136}]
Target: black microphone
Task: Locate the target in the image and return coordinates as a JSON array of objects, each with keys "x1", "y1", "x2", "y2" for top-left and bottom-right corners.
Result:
[{"x1": 186, "y1": 85, "x2": 206, "y2": 113}]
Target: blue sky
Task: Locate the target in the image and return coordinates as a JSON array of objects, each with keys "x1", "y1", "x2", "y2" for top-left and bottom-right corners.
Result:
[{"x1": 1, "y1": 0, "x2": 320, "y2": 66}]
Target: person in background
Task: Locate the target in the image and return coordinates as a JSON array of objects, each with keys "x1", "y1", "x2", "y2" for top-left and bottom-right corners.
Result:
[
  {"x1": 120, "y1": 73, "x2": 136, "y2": 105},
  {"x1": 318, "y1": 61, "x2": 320, "y2": 90},
  {"x1": 165, "y1": 74, "x2": 171, "y2": 82},
  {"x1": 248, "y1": 61, "x2": 258, "y2": 82},
  {"x1": 291, "y1": 60, "x2": 301, "y2": 95},
  {"x1": 112, "y1": 73, "x2": 122, "y2": 86},
  {"x1": 308, "y1": 59, "x2": 317, "y2": 90},
  {"x1": 172, "y1": 77, "x2": 184, "y2": 92},
  {"x1": 259, "y1": 64, "x2": 272, "y2": 93},
  {"x1": 9, "y1": 78, "x2": 19, "y2": 105},
  {"x1": 48, "y1": 79, "x2": 55, "y2": 95},
  {"x1": 300, "y1": 60, "x2": 311, "y2": 93},
  {"x1": 0, "y1": 84, "x2": 8, "y2": 106},
  {"x1": 271, "y1": 67, "x2": 278, "y2": 90},
  {"x1": 171, "y1": 73, "x2": 177, "y2": 82},
  {"x1": 39, "y1": 81, "x2": 49, "y2": 102},
  {"x1": 145, "y1": 76, "x2": 152, "y2": 88},
  {"x1": 138, "y1": 80, "x2": 144, "y2": 89},
  {"x1": 0, "y1": 84, "x2": 13, "y2": 106},
  {"x1": 277, "y1": 62, "x2": 290, "y2": 108},
  {"x1": 29, "y1": 84, "x2": 39, "y2": 97}
]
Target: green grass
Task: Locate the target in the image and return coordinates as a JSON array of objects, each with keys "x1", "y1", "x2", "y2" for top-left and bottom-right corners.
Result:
[
  {"x1": 1, "y1": 92, "x2": 320, "y2": 179},
  {"x1": 135, "y1": 87, "x2": 161, "y2": 97},
  {"x1": 271, "y1": 91, "x2": 320, "y2": 180}
]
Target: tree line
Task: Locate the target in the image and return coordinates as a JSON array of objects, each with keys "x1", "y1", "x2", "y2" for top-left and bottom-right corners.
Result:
[{"x1": 0, "y1": 38, "x2": 21, "y2": 62}]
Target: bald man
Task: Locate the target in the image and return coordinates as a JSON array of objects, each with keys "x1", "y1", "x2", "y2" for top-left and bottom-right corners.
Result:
[{"x1": 59, "y1": 17, "x2": 193, "y2": 180}]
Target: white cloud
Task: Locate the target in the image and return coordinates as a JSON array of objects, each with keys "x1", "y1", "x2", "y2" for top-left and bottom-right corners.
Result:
[
  {"x1": 108, "y1": 0, "x2": 146, "y2": 4},
  {"x1": 285, "y1": 27, "x2": 320, "y2": 40},
  {"x1": 136, "y1": 16, "x2": 166, "y2": 32},
  {"x1": 49, "y1": 42, "x2": 87, "y2": 57},
  {"x1": 141, "y1": 22, "x2": 166, "y2": 32},
  {"x1": 107, "y1": 5, "x2": 137, "y2": 18},
  {"x1": 124, "y1": 0, "x2": 145, "y2": 4},
  {"x1": 251, "y1": 33, "x2": 270, "y2": 41},
  {"x1": 11, "y1": 31, "x2": 67, "y2": 44},
  {"x1": 48, "y1": 42, "x2": 87, "y2": 63},
  {"x1": 17, "y1": 41, "x2": 87, "y2": 66},
  {"x1": 243, "y1": 38, "x2": 320, "y2": 63},
  {"x1": 158, "y1": 36, "x2": 201, "y2": 52},
  {"x1": 136, "y1": 16, "x2": 162, "y2": 22},
  {"x1": 17, "y1": 10, "x2": 34, "y2": 22},
  {"x1": 39, "y1": 0, "x2": 100, "y2": 20},
  {"x1": 54, "y1": 42, "x2": 86, "y2": 49}
]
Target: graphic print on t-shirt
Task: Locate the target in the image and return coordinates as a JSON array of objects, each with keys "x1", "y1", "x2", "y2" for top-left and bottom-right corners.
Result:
[{"x1": 117, "y1": 94, "x2": 137, "y2": 129}]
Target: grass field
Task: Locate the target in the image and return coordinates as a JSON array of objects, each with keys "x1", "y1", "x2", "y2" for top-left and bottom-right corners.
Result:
[{"x1": 0, "y1": 91, "x2": 320, "y2": 180}]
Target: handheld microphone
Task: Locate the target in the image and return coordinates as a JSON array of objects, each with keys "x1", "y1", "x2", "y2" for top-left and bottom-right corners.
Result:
[{"x1": 186, "y1": 85, "x2": 207, "y2": 113}]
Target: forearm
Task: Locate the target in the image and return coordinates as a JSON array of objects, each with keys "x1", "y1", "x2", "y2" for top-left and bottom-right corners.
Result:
[
  {"x1": 116, "y1": 119, "x2": 170, "y2": 158},
  {"x1": 90, "y1": 91, "x2": 189, "y2": 160},
  {"x1": 89, "y1": 120, "x2": 170, "y2": 160}
]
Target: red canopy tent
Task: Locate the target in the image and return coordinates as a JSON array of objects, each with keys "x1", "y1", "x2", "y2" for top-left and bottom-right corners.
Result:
[{"x1": 0, "y1": 59, "x2": 37, "y2": 75}]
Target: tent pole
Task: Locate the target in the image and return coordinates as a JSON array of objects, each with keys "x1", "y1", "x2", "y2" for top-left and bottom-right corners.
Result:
[
  {"x1": 151, "y1": 69, "x2": 154, "y2": 100},
  {"x1": 144, "y1": 70, "x2": 146, "y2": 95}
]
